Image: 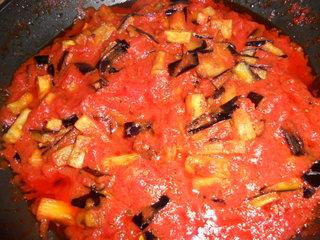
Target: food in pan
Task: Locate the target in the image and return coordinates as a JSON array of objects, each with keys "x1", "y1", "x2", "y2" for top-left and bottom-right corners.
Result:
[{"x1": 0, "y1": 0, "x2": 320, "y2": 239}]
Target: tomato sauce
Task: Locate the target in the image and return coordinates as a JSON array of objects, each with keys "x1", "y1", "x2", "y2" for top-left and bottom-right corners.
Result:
[{"x1": 1, "y1": 0, "x2": 320, "y2": 239}]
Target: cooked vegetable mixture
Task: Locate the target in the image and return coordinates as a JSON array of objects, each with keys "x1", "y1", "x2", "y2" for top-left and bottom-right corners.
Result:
[{"x1": 1, "y1": 0, "x2": 320, "y2": 239}]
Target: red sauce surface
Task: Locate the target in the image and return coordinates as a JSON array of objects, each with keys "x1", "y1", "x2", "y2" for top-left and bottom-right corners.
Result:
[{"x1": 1, "y1": 0, "x2": 320, "y2": 239}]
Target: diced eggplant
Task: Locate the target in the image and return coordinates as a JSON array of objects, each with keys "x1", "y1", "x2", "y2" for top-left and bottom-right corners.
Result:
[
  {"x1": 91, "y1": 79, "x2": 109, "y2": 91},
  {"x1": 233, "y1": 62, "x2": 254, "y2": 83},
  {"x1": 186, "y1": 93, "x2": 207, "y2": 119},
  {"x1": 168, "y1": 52, "x2": 199, "y2": 77},
  {"x1": 52, "y1": 145, "x2": 73, "y2": 167},
  {"x1": 97, "y1": 40, "x2": 130, "y2": 73},
  {"x1": 151, "y1": 51, "x2": 166, "y2": 75},
  {"x1": 37, "y1": 75, "x2": 53, "y2": 99},
  {"x1": 213, "y1": 86, "x2": 225, "y2": 99},
  {"x1": 211, "y1": 19, "x2": 233, "y2": 39},
  {"x1": 220, "y1": 96, "x2": 239, "y2": 113},
  {"x1": 57, "y1": 51, "x2": 69, "y2": 71},
  {"x1": 241, "y1": 48, "x2": 256, "y2": 57},
  {"x1": 186, "y1": 96, "x2": 238, "y2": 135},
  {"x1": 262, "y1": 42, "x2": 287, "y2": 57},
  {"x1": 195, "y1": 140, "x2": 246, "y2": 155},
  {"x1": 82, "y1": 167, "x2": 106, "y2": 177},
  {"x1": 71, "y1": 188, "x2": 105, "y2": 209},
  {"x1": 37, "y1": 198, "x2": 76, "y2": 225},
  {"x1": 132, "y1": 212, "x2": 152, "y2": 230},
  {"x1": 34, "y1": 55, "x2": 49, "y2": 65},
  {"x1": 303, "y1": 187, "x2": 316, "y2": 198},
  {"x1": 281, "y1": 128, "x2": 304, "y2": 156},
  {"x1": 62, "y1": 114, "x2": 79, "y2": 128},
  {"x1": 249, "y1": 192, "x2": 280, "y2": 208},
  {"x1": 245, "y1": 40, "x2": 269, "y2": 47},
  {"x1": 124, "y1": 121, "x2": 152, "y2": 138},
  {"x1": 74, "y1": 63, "x2": 96, "y2": 74},
  {"x1": 226, "y1": 43, "x2": 238, "y2": 55},
  {"x1": 29, "y1": 149, "x2": 43, "y2": 167},
  {"x1": 93, "y1": 23, "x2": 116, "y2": 46},
  {"x1": 67, "y1": 135, "x2": 91, "y2": 169},
  {"x1": 165, "y1": 30, "x2": 192, "y2": 44},
  {"x1": 132, "y1": 195, "x2": 170, "y2": 230},
  {"x1": 62, "y1": 40, "x2": 76, "y2": 50},
  {"x1": 124, "y1": 122, "x2": 142, "y2": 138},
  {"x1": 232, "y1": 108, "x2": 256, "y2": 141},
  {"x1": 118, "y1": 13, "x2": 137, "y2": 31},
  {"x1": 131, "y1": 26, "x2": 159, "y2": 44},
  {"x1": 3, "y1": 108, "x2": 31, "y2": 144},
  {"x1": 103, "y1": 153, "x2": 140, "y2": 169},
  {"x1": 303, "y1": 172, "x2": 320, "y2": 188},
  {"x1": 302, "y1": 160, "x2": 320, "y2": 188},
  {"x1": 144, "y1": 231, "x2": 157, "y2": 240},
  {"x1": 151, "y1": 195, "x2": 170, "y2": 211},
  {"x1": 165, "y1": 8, "x2": 177, "y2": 16},
  {"x1": 46, "y1": 118, "x2": 62, "y2": 132},
  {"x1": 47, "y1": 64, "x2": 55, "y2": 77},
  {"x1": 261, "y1": 178, "x2": 303, "y2": 194},
  {"x1": 310, "y1": 160, "x2": 320, "y2": 172},
  {"x1": 7, "y1": 92, "x2": 33, "y2": 115},
  {"x1": 250, "y1": 65, "x2": 267, "y2": 80},
  {"x1": 247, "y1": 92, "x2": 264, "y2": 108},
  {"x1": 188, "y1": 40, "x2": 209, "y2": 54}
]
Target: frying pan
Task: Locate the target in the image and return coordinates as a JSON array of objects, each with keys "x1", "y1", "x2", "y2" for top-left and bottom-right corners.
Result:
[{"x1": 0, "y1": 0, "x2": 319, "y2": 239}]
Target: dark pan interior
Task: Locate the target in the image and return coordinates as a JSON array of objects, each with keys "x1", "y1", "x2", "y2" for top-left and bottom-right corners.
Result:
[{"x1": 0, "y1": 0, "x2": 319, "y2": 239}]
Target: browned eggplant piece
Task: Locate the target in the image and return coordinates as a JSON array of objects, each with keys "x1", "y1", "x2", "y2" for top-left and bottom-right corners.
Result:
[
  {"x1": 302, "y1": 160, "x2": 320, "y2": 188},
  {"x1": 249, "y1": 65, "x2": 267, "y2": 80},
  {"x1": 34, "y1": 55, "x2": 49, "y2": 65},
  {"x1": 71, "y1": 187, "x2": 105, "y2": 209},
  {"x1": 144, "y1": 231, "x2": 157, "y2": 240},
  {"x1": 245, "y1": 40, "x2": 269, "y2": 47},
  {"x1": 131, "y1": 26, "x2": 159, "y2": 44},
  {"x1": 213, "y1": 86, "x2": 225, "y2": 99},
  {"x1": 57, "y1": 51, "x2": 69, "y2": 71},
  {"x1": 303, "y1": 187, "x2": 316, "y2": 198},
  {"x1": 74, "y1": 63, "x2": 96, "y2": 74},
  {"x1": 186, "y1": 96, "x2": 239, "y2": 135},
  {"x1": 132, "y1": 195, "x2": 170, "y2": 230},
  {"x1": 124, "y1": 121, "x2": 152, "y2": 138},
  {"x1": 82, "y1": 167, "x2": 106, "y2": 177},
  {"x1": 247, "y1": 92, "x2": 264, "y2": 107},
  {"x1": 226, "y1": 43, "x2": 238, "y2": 55},
  {"x1": 281, "y1": 128, "x2": 304, "y2": 156},
  {"x1": 91, "y1": 79, "x2": 109, "y2": 91},
  {"x1": 47, "y1": 64, "x2": 55, "y2": 77},
  {"x1": 62, "y1": 114, "x2": 79, "y2": 128},
  {"x1": 168, "y1": 52, "x2": 199, "y2": 77},
  {"x1": 118, "y1": 13, "x2": 140, "y2": 30},
  {"x1": 97, "y1": 40, "x2": 130, "y2": 73},
  {"x1": 189, "y1": 40, "x2": 211, "y2": 54}
]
